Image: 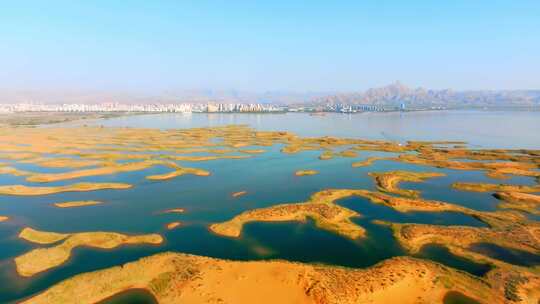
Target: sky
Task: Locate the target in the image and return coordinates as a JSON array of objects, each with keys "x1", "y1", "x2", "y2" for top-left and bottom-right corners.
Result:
[{"x1": 1, "y1": 1, "x2": 539, "y2": 92}]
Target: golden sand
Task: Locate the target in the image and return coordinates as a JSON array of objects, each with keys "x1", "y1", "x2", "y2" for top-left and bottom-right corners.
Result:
[
  {"x1": 210, "y1": 200, "x2": 363, "y2": 239},
  {"x1": 210, "y1": 188, "x2": 478, "y2": 240},
  {"x1": 22, "y1": 252, "x2": 538, "y2": 304},
  {"x1": 22, "y1": 157, "x2": 103, "y2": 169},
  {"x1": 1, "y1": 125, "x2": 540, "y2": 303},
  {"x1": 19, "y1": 227, "x2": 70, "y2": 244},
  {"x1": 166, "y1": 155, "x2": 250, "y2": 162},
  {"x1": 161, "y1": 208, "x2": 185, "y2": 214},
  {"x1": 0, "y1": 182, "x2": 132, "y2": 196},
  {"x1": 494, "y1": 192, "x2": 540, "y2": 215},
  {"x1": 146, "y1": 167, "x2": 210, "y2": 180},
  {"x1": 53, "y1": 201, "x2": 104, "y2": 208},
  {"x1": 379, "y1": 216, "x2": 540, "y2": 267},
  {"x1": 26, "y1": 160, "x2": 165, "y2": 183},
  {"x1": 368, "y1": 170, "x2": 445, "y2": 198},
  {"x1": 15, "y1": 227, "x2": 163, "y2": 277},
  {"x1": 452, "y1": 182, "x2": 540, "y2": 193},
  {"x1": 239, "y1": 149, "x2": 266, "y2": 154},
  {"x1": 318, "y1": 151, "x2": 334, "y2": 160},
  {"x1": 339, "y1": 150, "x2": 358, "y2": 157},
  {"x1": 232, "y1": 191, "x2": 248, "y2": 198},
  {"x1": 0, "y1": 216, "x2": 9, "y2": 222},
  {"x1": 166, "y1": 222, "x2": 182, "y2": 230},
  {"x1": 0, "y1": 166, "x2": 33, "y2": 176},
  {"x1": 351, "y1": 157, "x2": 389, "y2": 167},
  {"x1": 294, "y1": 170, "x2": 319, "y2": 176}
]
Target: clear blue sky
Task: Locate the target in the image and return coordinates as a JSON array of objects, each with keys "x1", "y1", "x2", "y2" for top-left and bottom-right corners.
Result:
[{"x1": 1, "y1": 1, "x2": 539, "y2": 92}]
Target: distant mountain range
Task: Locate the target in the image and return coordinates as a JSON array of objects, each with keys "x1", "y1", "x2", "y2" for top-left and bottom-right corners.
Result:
[
  {"x1": 311, "y1": 82, "x2": 540, "y2": 108},
  {"x1": 1, "y1": 83, "x2": 539, "y2": 108}
]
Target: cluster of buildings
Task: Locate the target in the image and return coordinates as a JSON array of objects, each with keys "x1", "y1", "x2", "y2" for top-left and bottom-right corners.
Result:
[
  {"x1": 323, "y1": 104, "x2": 388, "y2": 113},
  {"x1": 0, "y1": 102, "x2": 413, "y2": 114},
  {"x1": 198, "y1": 103, "x2": 283, "y2": 113},
  {"x1": 0, "y1": 102, "x2": 284, "y2": 113}
]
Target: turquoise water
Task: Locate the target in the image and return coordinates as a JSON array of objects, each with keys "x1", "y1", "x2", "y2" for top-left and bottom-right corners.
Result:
[
  {"x1": 417, "y1": 244, "x2": 492, "y2": 277},
  {"x1": 1, "y1": 111, "x2": 539, "y2": 302}
]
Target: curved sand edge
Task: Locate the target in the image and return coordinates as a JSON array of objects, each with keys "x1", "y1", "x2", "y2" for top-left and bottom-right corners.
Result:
[
  {"x1": 231, "y1": 191, "x2": 247, "y2": 198},
  {"x1": 15, "y1": 227, "x2": 163, "y2": 277},
  {"x1": 22, "y1": 252, "x2": 540, "y2": 304},
  {"x1": 146, "y1": 167, "x2": 210, "y2": 180},
  {"x1": 493, "y1": 192, "x2": 540, "y2": 215},
  {"x1": 0, "y1": 182, "x2": 132, "y2": 196},
  {"x1": 53, "y1": 201, "x2": 104, "y2": 208},
  {"x1": 377, "y1": 219, "x2": 540, "y2": 266},
  {"x1": 210, "y1": 201, "x2": 363, "y2": 239},
  {"x1": 19, "y1": 227, "x2": 70, "y2": 244},
  {"x1": 368, "y1": 170, "x2": 445, "y2": 198},
  {"x1": 452, "y1": 182, "x2": 540, "y2": 193},
  {"x1": 209, "y1": 188, "x2": 480, "y2": 240},
  {"x1": 166, "y1": 222, "x2": 182, "y2": 230},
  {"x1": 294, "y1": 170, "x2": 319, "y2": 176}
]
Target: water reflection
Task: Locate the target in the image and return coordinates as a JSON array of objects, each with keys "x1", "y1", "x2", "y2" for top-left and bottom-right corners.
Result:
[
  {"x1": 469, "y1": 243, "x2": 540, "y2": 267},
  {"x1": 417, "y1": 244, "x2": 492, "y2": 277},
  {"x1": 443, "y1": 291, "x2": 482, "y2": 304},
  {"x1": 99, "y1": 289, "x2": 157, "y2": 304}
]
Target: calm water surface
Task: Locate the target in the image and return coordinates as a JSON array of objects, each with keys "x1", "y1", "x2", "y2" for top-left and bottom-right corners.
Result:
[
  {"x1": 1, "y1": 111, "x2": 539, "y2": 302},
  {"x1": 74, "y1": 110, "x2": 540, "y2": 149}
]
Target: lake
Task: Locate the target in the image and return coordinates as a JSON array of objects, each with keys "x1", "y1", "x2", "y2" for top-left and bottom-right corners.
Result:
[{"x1": 1, "y1": 110, "x2": 539, "y2": 302}]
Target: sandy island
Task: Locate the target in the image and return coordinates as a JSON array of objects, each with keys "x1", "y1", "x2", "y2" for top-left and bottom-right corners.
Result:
[
  {"x1": 25, "y1": 160, "x2": 190, "y2": 183},
  {"x1": 166, "y1": 222, "x2": 182, "y2": 230},
  {"x1": 146, "y1": 166, "x2": 210, "y2": 180},
  {"x1": 352, "y1": 156, "x2": 389, "y2": 167},
  {"x1": 494, "y1": 192, "x2": 540, "y2": 215},
  {"x1": 161, "y1": 208, "x2": 185, "y2": 214},
  {"x1": 53, "y1": 200, "x2": 104, "y2": 208},
  {"x1": 0, "y1": 216, "x2": 9, "y2": 222},
  {"x1": 15, "y1": 227, "x2": 163, "y2": 277},
  {"x1": 210, "y1": 188, "x2": 482, "y2": 240},
  {"x1": 0, "y1": 182, "x2": 132, "y2": 196},
  {"x1": 1, "y1": 124, "x2": 540, "y2": 303},
  {"x1": 452, "y1": 182, "x2": 540, "y2": 193},
  {"x1": 232, "y1": 191, "x2": 248, "y2": 198},
  {"x1": 210, "y1": 199, "x2": 363, "y2": 239},
  {"x1": 318, "y1": 151, "x2": 334, "y2": 160},
  {"x1": 294, "y1": 170, "x2": 319, "y2": 176},
  {"x1": 369, "y1": 170, "x2": 445, "y2": 198}
]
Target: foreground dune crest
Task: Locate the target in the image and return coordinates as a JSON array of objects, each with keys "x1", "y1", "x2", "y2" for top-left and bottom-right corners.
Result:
[{"x1": 21, "y1": 252, "x2": 540, "y2": 304}]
